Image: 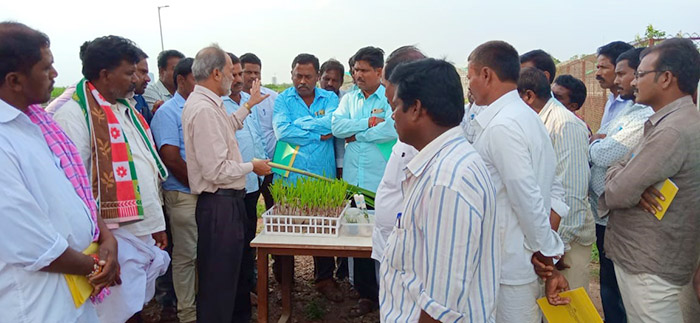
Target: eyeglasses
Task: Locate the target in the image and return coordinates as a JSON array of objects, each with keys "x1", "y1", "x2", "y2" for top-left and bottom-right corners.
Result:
[{"x1": 634, "y1": 69, "x2": 665, "y2": 79}]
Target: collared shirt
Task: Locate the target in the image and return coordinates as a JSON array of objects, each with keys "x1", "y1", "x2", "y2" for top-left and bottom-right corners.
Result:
[
  {"x1": 0, "y1": 99, "x2": 98, "y2": 323},
  {"x1": 273, "y1": 87, "x2": 339, "y2": 182},
  {"x1": 603, "y1": 96, "x2": 700, "y2": 286},
  {"x1": 331, "y1": 85, "x2": 397, "y2": 192},
  {"x1": 255, "y1": 86, "x2": 279, "y2": 160},
  {"x1": 371, "y1": 140, "x2": 418, "y2": 262},
  {"x1": 182, "y1": 85, "x2": 253, "y2": 194},
  {"x1": 462, "y1": 90, "x2": 564, "y2": 285},
  {"x1": 53, "y1": 97, "x2": 166, "y2": 237},
  {"x1": 143, "y1": 79, "x2": 174, "y2": 112},
  {"x1": 133, "y1": 94, "x2": 153, "y2": 124},
  {"x1": 600, "y1": 93, "x2": 632, "y2": 130},
  {"x1": 379, "y1": 127, "x2": 499, "y2": 322},
  {"x1": 223, "y1": 92, "x2": 267, "y2": 193},
  {"x1": 589, "y1": 102, "x2": 653, "y2": 225},
  {"x1": 538, "y1": 98, "x2": 595, "y2": 248},
  {"x1": 334, "y1": 90, "x2": 349, "y2": 169},
  {"x1": 151, "y1": 92, "x2": 190, "y2": 193}
]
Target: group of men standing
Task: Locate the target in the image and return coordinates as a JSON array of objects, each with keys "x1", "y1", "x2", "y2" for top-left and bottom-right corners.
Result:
[{"x1": 2, "y1": 19, "x2": 700, "y2": 323}]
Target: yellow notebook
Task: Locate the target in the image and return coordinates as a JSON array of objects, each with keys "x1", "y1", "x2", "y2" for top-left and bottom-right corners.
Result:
[
  {"x1": 64, "y1": 243, "x2": 99, "y2": 308},
  {"x1": 652, "y1": 178, "x2": 679, "y2": 220},
  {"x1": 537, "y1": 287, "x2": 602, "y2": 323}
]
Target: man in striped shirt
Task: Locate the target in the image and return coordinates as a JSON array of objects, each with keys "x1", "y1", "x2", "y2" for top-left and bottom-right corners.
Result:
[
  {"x1": 379, "y1": 58, "x2": 500, "y2": 322},
  {"x1": 517, "y1": 67, "x2": 595, "y2": 294}
]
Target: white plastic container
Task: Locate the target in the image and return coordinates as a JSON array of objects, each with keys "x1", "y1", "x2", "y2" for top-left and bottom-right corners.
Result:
[
  {"x1": 340, "y1": 209, "x2": 375, "y2": 237},
  {"x1": 262, "y1": 202, "x2": 351, "y2": 237}
]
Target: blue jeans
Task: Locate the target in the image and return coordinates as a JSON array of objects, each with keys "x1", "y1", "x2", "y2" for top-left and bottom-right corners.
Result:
[{"x1": 597, "y1": 224, "x2": 627, "y2": 323}]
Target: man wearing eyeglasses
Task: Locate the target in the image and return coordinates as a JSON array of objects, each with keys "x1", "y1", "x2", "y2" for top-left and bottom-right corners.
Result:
[{"x1": 601, "y1": 38, "x2": 700, "y2": 323}]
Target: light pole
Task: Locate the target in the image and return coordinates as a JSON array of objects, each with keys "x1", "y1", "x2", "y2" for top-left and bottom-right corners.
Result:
[{"x1": 157, "y1": 5, "x2": 170, "y2": 52}]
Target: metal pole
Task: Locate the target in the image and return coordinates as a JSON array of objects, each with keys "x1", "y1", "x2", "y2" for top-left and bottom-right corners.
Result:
[{"x1": 157, "y1": 5, "x2": 169, "y2": 52}]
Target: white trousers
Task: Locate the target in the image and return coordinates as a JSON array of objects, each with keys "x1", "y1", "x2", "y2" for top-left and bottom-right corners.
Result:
[
  {"x1": 614, "y1": 262, "x2": 683, "y2": 323},
  {"x1": 496, "y1": 280, "x2": 542, "y2": 323},
  {"x1": 95, "y1": 228, "x2": 170, "y2": 323}
]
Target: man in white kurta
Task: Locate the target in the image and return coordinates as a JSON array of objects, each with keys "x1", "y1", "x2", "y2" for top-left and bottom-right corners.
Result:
[{"x1": 0, "y1": 98, "x2": 99, "y2": 323}]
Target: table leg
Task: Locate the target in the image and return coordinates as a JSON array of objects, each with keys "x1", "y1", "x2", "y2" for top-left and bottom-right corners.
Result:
[
  {"x1": 279, "y1": 255, "x2": 294, "y2": 323},
  {"x1": 257, "y1": 248, "x2": 269, "y2": 323}
]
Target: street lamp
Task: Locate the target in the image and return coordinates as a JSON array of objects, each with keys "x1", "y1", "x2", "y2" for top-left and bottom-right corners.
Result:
[{"x1": 157, "y1": 5, "x2": 170, "y2": 52}]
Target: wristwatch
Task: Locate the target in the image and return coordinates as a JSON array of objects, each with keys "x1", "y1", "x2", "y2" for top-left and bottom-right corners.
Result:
[{"x1": 243, "y1": 102, "x2": 251, "y2": 111}]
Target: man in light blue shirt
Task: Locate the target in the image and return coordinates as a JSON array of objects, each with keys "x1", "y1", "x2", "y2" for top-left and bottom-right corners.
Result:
[
  {"x1": 332, "y1": 46, "x2": 396, "y2": 317},
  {"x1": 595, "y1": 41, "x2": 634, "y2": 129},
  {"x1": 149, "y1": 57, "x2": 200, "y2": 323},
  {"x1": 273, "y1": 54, "x2": 338, "y2": 183},
  {"x1": 223, "y1": 53, "x2": 268, "y2": 227},
  {"x1": 240, "y1": 53, "x2": 278, "y2": 212},
  {"x1": 332, "y1": 46, "x2": 396, "y2": 193},
  {"x1": 272, "y1": 54, "x2": 342, "y2": 300}
]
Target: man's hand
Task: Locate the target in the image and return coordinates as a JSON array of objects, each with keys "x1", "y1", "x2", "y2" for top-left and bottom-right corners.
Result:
[
  {"x1": 345, "y1": 135, "x2": 357, "y2": 144},
  {"x1": 638, "y1": 185, "x2": 664, "y2": 214},
  {"x1": 589, "y1": 133, "x2": 607, "y2": 144},
  {"x1": 545, "y1": 269, "x2": 571, "y2": 305},
  {"x1": 252, "y1": 159, "x2": 272, "y2": 176},
  {"x1": 368, "y1": 117, "x2": 385, "y2": 128},
  {"x1": 152, "y1": 100, "x2": 165, "y2": 114},
  {"x1": 152, "y1": 231, "x2": 168, "y2": 249},
  {"x1": 89, "y1": 233, "x2": 121, "y2": 294},
  {"x1": 531, "y1": 251, "x2": 555, "y2": 279},
  {"x1": 247, "y1": 79, "x2": 271, "y2": 107},
  {"x1": 549, "y1": 209, "x2": 561, "y2": 231},
  {"x1": 555, "y1": 253, "x2": 571, "y2": 271},
  {"x1": 321, "y1": 134, "x2": 333, "y2": 141}
]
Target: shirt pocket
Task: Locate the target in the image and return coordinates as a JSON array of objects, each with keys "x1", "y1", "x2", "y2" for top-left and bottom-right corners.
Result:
[{"x1": 386, "y1": 227, "x2": 408, "y2": 271}]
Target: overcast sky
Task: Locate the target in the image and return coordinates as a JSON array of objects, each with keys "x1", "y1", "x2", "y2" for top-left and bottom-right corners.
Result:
[{"x1": 2, "y1": 0, "x2": 698, "y2": 86}]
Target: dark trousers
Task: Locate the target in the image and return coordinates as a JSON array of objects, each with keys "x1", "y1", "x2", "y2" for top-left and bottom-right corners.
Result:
[
  {"x1": 244, "y1": 191, "x2": 261, "y2": 291},
  {"x1": 353, "y1": 258, "x2": 379, "y2": 302},
  {"x1": 597, "y1": 224, "x2": 627, "y2": 323},
  {"x1": 196, "y1": 191, "x2": 252, "y2": 323},
  {"x1": 313, "y1": 257, "x2": 349, "y2": 282},
  {"x1": 260, "y1": 174, "x2": 274, "y2": 210}
]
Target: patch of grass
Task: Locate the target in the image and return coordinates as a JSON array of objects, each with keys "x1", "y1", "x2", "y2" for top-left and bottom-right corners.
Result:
[
  {"x1": 257, "y1": 198, "x2": 266, "y2": 218},
  {"x1": 590, "y1": 243, "x2": 600, "y2": 264},
  {"x1": 303, "y1": 297, "x2": 326, "y2": 321},
  {"x1": 51, "y1": 87, "x2": 66, "y2": 100}
]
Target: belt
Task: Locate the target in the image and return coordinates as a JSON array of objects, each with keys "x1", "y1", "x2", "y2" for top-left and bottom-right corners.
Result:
[{"x1": 205, "y1": 188, "x2": 246, "y2": 198}]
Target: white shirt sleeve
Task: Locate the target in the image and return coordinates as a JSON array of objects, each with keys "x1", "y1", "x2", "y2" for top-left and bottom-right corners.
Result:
[
  {"x1": 0, "y1": 149, "x2": 69, "y2": 271},
  {"x1": 487, "y1": 124, "x2": 564, "y2": 257}
]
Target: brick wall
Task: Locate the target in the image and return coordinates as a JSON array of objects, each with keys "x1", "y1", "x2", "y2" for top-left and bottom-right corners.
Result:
[{"x1": 556, "y1": 55, "x2": 609, "y2": 133}]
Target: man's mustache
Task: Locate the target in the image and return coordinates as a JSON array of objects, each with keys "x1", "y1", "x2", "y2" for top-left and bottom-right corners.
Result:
[{"x1": 595, "y1": 75, "x2": 604, "y2": 81}]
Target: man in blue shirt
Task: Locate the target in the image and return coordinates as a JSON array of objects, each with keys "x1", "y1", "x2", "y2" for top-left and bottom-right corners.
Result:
[
  {"x1": 332, "y1": 47, "x2": 396, "y2": 193},
  {"x1": 222, "y1": 53, "x2": 268, "y2": 246},
  {"x1": 149, "y1": 57, "x2": 198, "y2": 323},
  {"x1": 132, "y1": 49, "x2": 154, "y2": 124},
  {"x1": 332, "y1": 46, "x2": 396, "y2": 317},
  {"x1": 272, "y1": 53, "x2": 342, "y2": 301},
  {"x1": 596, "y1": 41, "x2": 634, "y2": 130}
]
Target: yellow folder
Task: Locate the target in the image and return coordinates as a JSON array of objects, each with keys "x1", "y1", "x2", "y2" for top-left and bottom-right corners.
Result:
[
  {"x1": 652, "y1": 178, "x2": 679, "y2": 220},
  {"x1": 64, "y1": 243, "x2": 99, "y2": 308},
  {"x1": 537, "y1": 287, "x2": 602, "y2": 323}
]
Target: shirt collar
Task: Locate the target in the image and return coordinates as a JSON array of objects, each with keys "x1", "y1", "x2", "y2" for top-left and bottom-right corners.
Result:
[
  {"x1": 648, "y1": 95, "x2": 694, "y2": 126},
  {"x1": 537, "y1": 98, "x2": 557, "y2": 122},
  {"x1": 474, "y1": 89, "x2": 520, "y2": 128},
  {"x1": 193, "y1": 85, "x2": 224, "y2": 107},
  {"x1": 222, "y1": 92, "x2": 250, "y2": 105},
  {"x1": 406, "y1": 126, "x2": 464, "y2": 178},
  {"x1": 0, "y1": 98, "x2": 23, "y2": 123},
  {"x1": 172, "y1": 92, "x2": 186, "y2": 108},
  {"x1": 355, "y1": 84, "x2": 385, "y2": 100}
]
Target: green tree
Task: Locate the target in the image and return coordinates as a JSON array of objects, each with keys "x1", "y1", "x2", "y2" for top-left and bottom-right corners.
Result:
[{"x1": 635, "y1": 24, "x2": 667, "y2": 47}]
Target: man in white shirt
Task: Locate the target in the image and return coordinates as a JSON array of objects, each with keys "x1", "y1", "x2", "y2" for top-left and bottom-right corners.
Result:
[
  {"x1": 596, "y1": 41, "x2": 634, "y2": 129},
  {"x1": 518, "y1": 67, "x2": 595, "y2": 294},
  {"x1": 0, "y1": 21, "x2": 120, "y2": 323},
  {"x1": 372, "y1": 45, "x2": 424, "y2": 272},
  {"x1": 144, "y1": 49, "x2": 185, "y2": 113},
  {"x1": 51, "y1": 36, "x2": 170, "y2": 323},
  {"x1": 380, "y1": 57, "x2": 499, "y2": 322},
  {"x1": 463, "y1": 41, "x2": 569, "y2": 323}
]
